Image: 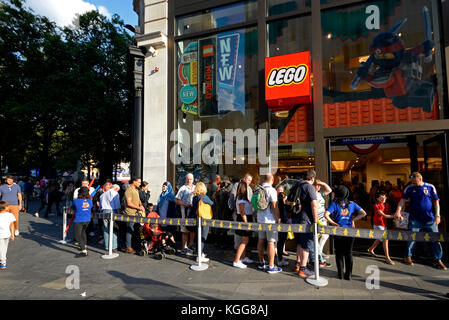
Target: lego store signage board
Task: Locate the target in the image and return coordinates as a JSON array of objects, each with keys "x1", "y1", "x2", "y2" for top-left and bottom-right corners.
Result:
[{"x1": 265, "y1": 51, "x2": 312, "y2": 111}]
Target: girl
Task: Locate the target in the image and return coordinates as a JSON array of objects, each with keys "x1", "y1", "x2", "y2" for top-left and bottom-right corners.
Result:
[
  {"x1": 325, "y1": 185, "x2": 367, "y2": 280},
  {"x1": 191, "y1": 182, "x2": 214, "y2": 263},
  {"x1": 233, "y1": 181, "x2": 254, "y2": 268},
  {"x1": 72, "y1": 187, "x2": 93, "y2": 258},
  {"x1": 367, "y1": 192, "x2": 395, "y2": 265}
]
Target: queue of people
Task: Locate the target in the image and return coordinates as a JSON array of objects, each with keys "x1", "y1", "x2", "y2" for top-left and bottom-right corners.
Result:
[{"x1": 0, "y1": 169, "x2": 446, "y2": 278}]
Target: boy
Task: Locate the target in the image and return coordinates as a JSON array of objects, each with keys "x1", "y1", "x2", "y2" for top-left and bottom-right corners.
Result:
[
  {"x1": 367, "y1": 192, "x2": 395, "y2": 265},
  {"x1": 0, "y1": 201, "x2": 16, "y2": 269}
]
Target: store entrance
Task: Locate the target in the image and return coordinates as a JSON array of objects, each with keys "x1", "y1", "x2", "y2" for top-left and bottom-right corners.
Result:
[{"x1": 329, "y1": 133, "x2": 449, "y2": 232}]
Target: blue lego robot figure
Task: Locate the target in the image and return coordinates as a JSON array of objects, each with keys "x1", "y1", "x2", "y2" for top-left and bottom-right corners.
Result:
[{"x1": 351, "y1": 7, "x2": 435, "y2": 113}]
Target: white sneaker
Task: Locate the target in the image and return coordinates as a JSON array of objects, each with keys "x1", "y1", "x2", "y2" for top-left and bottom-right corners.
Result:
[
  {"x1": 278, "y1": 259, "x2": 289, "y2": 267},
  {"x1": 196, "y1": 256, "x2": 210, "y2": 263},
  {"x1": 233, "y1": 260, "x2": 247, "y2": 269},
  {"x1": 88, "y1": 232, "x2": 95, "y2": 237},
  {"x1": 98, "y1": 239, "x2": 105, "y2": 244},
  {"x1": 34, "y1": 212, "x2": 39, "y2": 217},
  {"x1": 241, "y1": 257, "x2": 254, "y2": 264},
  {"x1": 14, "y1": 230, "x2": 19, "y2": 236}
]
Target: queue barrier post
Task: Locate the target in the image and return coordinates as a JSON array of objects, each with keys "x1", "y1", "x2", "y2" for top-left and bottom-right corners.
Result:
[
  {"x1": 190, "y1": 217, "x2": 208, "y2": 271},
  {"x1": 306, "y1": 222, "x2": 328, "y2": 287},
  {"x1": 102, "y1": 211, "x2": 119, "y2": 260},
  {"x1": 58, "y1": 206, "x2": 73, "y2": 244}
]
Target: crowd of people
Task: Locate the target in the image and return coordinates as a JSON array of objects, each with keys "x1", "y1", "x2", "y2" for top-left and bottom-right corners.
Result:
[{"x1": 0, "y1": 170, "x2": 446, "y2": 277}]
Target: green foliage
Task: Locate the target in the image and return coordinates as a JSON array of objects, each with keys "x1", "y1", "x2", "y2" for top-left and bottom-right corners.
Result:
[{"x1": 0, "y1": 0, "x2": 133, "y2": 179}]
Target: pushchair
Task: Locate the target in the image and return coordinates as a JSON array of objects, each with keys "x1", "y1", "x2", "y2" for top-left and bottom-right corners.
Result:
[{"x1": 138, "y1": 211, "x2": 176, "y2": 259}]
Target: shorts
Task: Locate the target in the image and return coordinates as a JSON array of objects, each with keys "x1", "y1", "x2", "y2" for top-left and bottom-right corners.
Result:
[
  {"x1": 180, "y1": 207, "x2": 193, "y2": 233},
  {"x1": 258, "y1": 229, "x2": 278, "y2": 242},
  {"x1": 292, "y1": 217, "x2": 314, "y2": 251},
  {"x1": 235, "y1": 214, "x2": 252, "y2": 237},
  {"x1": 373, "y1": 225, "x2": 386, "y2": 242}
]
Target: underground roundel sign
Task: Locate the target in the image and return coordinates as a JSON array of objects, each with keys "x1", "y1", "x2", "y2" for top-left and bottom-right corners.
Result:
[{"x1": 265, "y1": 51, "x2": 312, "y2": 111}]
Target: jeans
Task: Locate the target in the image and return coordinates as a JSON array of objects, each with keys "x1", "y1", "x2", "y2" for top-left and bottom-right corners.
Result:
[
  {"x1": 126, "y1": 221, "x2": 139, "y2": 249},
  {"x1": 406, "y1": 219, "x2": 443, "y2": 260},
  {"x1": 196, "y1": 225, "x2": 209, "y2": 253},
  {"x1": 102, "y1": 210, "x2": 118, "y2": 250}
]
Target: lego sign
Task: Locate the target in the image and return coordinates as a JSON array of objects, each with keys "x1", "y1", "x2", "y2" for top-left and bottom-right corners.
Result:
[{"x1": 265, "y1": 51, "x2": 312, "y2": 111}]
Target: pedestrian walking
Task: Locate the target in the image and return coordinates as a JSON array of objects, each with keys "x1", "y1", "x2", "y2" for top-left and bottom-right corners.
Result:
[
  {"x1": 0, "y1": 176, "x2": 22, "y2": 236},
  {"x1": 325, "y1": 185, "x2": 367, "y2": 280},
  {"x1": 0, "y1": 201, "x2": 16, "y2": 269},
  {"x1": 367, "y1": 192, "x2": 395, "y2": 265},
  {"x1": 72, "y1": 187, "x2": 93, "y2": 258},
  {"x1": 394, "y1": 172, "x2": 446, "y2": 270},
  {"x1": 45, "y1": 182, "x2": 62, "y2": 217}
]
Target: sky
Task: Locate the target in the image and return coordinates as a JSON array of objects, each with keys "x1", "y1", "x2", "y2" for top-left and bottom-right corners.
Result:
[{"x1": 25, "y1": 0, "x2": 138, "y2": 28}]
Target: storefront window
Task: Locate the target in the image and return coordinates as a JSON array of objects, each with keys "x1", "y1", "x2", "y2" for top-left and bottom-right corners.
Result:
[
  {"x1": 176, "y1": 0, "x2": 258, "y2": 36},
  {"x1": 175, "y1": 27, "x2": 260, "y2": 186},
  {"x1": 268, "y1": 15, "x2": 315, "y2": 179},
  {"x1": 322, "y1": 0, "x2": 446, "y2": 128},
  {"x1": 266, "y1": 0, "x2": 310, "y2": 16}
]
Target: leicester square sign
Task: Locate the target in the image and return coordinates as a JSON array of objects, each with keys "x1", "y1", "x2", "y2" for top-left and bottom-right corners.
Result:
[{"x1": 265, "y1": 51, "x2": 312, "y2": 112}]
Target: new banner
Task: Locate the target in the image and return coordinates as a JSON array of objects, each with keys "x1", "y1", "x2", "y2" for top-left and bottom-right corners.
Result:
[
  {"x1": 217, "y1": 32, "x2": 245, "y2": 117},
  {"x1": 198, "y1": 37, "x2": 217, "y2": 117},
  {"x1": 178, "y1": 41, "x2": 198, "y2": 115}
]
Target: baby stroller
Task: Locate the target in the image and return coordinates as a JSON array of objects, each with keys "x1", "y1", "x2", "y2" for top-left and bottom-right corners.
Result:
[{"x1": 138, "y1": 211, "x2": 176, "y2": 259}]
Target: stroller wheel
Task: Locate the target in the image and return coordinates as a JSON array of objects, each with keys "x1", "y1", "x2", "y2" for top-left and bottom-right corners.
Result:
[
  {"x1": 138, "y1": 250, "x2": 145, "y2": 257},
  {"x1": 152, "y1": 252, "x2": 163, "y2": 260},
  {"x1": 165, "y1": 246, "x2": 176, "y2": 255}
]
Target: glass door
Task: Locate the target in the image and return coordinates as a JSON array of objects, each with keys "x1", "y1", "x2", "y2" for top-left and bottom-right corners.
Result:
[{"x1": 423, "y1": 133, "x2": 449, "y2": 232}]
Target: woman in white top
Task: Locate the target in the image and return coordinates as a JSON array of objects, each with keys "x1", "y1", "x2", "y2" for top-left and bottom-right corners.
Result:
[{"x1": 233, "y1": 181, "x2": 254, "y2": 268}]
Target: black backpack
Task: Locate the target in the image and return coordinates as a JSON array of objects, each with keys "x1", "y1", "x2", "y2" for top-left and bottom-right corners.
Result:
[{"x1": 286, "y1": 182, "x2": 303, "y2": 217}]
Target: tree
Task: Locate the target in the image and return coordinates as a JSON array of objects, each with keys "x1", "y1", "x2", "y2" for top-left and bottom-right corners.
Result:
[{"x1": 0, "y1": 0, "x2": 133, "y2": 181}]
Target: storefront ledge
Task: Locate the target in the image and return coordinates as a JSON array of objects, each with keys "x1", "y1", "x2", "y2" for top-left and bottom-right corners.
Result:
[
  {"x1": 136, "y1": 32, "x2": 167, "y2": 49},
  {"x1": 323, "y1": 119, "x2": 449, "y2": 138}
]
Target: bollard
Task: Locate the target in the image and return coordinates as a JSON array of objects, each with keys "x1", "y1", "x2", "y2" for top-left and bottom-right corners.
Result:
[
  {"x1": 58, "y1": 206, "x2": 73, "y2": 244},
  {"x1": 190, "y1": 217, "x2": 208, "y2": 271},
  {"x1": 102, "y1": 211, "x2": 119, "y2": 260},
  {"x1": 306, "y1": 222, "x2": 328, "y2": 287}
]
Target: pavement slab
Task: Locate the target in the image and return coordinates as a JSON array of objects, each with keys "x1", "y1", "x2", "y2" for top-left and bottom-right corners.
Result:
[{"x1": 1, "y1": 200, "x2": 448, "y2": 300}]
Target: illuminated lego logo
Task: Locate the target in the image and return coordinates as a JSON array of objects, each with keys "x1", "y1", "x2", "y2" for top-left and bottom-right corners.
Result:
[{"x1": 266, "y1": 65, "x2": 308, "y2": 88}]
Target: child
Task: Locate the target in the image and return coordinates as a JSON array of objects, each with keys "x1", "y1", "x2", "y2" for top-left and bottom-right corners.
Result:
[
  {"x1": 0, "y1": 201, "x2": 16, "y2": 269},
  {"x1": 367, "y1": 192, "x2": 395, "y2": 265}
]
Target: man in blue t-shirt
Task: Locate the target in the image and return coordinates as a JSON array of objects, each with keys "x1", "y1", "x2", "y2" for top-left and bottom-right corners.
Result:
[{"x1": 395, "y1": 172, "x2": 446, "y2": 270}]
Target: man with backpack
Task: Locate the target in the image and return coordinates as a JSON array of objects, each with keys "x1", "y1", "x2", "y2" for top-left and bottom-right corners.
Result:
[
  {"x1": 287, "y1": 169, "x2": 319, "y2": 278},
  {"x1": 254, "y1": 173, "x2": 282, "y2": 274}
]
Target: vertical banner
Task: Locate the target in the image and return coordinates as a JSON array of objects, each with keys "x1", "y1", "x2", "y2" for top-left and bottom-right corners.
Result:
[
  {"x1": 198, "y1": 37, "x2": 217, "y2": 117},
  {"x1": 178, "y1": 41, "x2": 198, "y2": 115},
  {"x1": 217, "y1": 31, "x2": 245, "y2": 116}
]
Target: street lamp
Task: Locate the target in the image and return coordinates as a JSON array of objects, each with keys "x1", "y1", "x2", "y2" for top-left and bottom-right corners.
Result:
[{"x1": 126, "y1": 24, "x2": 146, "y2": 178}]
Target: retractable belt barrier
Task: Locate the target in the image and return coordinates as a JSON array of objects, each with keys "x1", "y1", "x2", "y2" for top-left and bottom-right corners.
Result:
[{"x1": 89, "y1": 212, "x2": 449, "y2": 243}]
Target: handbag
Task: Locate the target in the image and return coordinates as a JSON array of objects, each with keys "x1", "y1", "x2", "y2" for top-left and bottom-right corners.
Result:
[{"x1": 197, "y1": 195, "x2": 213, "y2": 220}]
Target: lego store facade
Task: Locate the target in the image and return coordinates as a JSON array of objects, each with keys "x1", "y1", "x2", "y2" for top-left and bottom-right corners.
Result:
[{"x1": 136, "y1": 0, "x2": 449, "y2": 230}]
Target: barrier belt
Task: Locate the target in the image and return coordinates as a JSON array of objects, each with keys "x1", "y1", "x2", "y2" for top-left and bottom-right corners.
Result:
[{"x1": 89, "y1": 212, "x2": 448, "y2": 243}]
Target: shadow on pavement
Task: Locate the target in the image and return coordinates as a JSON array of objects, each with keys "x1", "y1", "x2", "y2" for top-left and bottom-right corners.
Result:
[{"x1": 107, "y1": 270, "x2": 219, "y2": 300}]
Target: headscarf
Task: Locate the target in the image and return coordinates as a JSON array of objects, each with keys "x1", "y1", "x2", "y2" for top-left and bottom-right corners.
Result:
[{"x1": 157, "y1": 182, "x2": 175, "y2": 218}]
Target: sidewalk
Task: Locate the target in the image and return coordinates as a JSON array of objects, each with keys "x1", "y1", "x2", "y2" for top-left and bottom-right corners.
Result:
[{"x1": 0, "y1": 200, "x2": 448, "y2": 300}]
